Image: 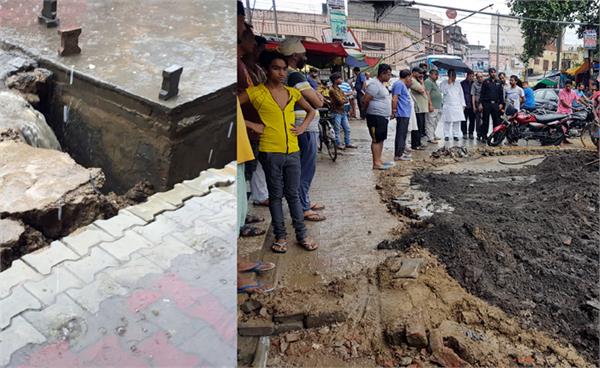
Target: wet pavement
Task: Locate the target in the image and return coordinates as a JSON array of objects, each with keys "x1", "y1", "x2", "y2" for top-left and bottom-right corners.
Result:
[
  {"x1": 0, "y1": 165, "x2": 236, "y2": 367},
  {"x1": 0, "y1": 0, "x2": 235, "y2": 107}
]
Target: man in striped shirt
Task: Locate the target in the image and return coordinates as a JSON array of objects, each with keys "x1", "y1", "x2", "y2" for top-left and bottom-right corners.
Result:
[
  {"x1": 339, "y1": 79, "x2": 353, "y2": 117},
  {"x1": 329, "y1": 73, "x2": 357, "y2": 149}
]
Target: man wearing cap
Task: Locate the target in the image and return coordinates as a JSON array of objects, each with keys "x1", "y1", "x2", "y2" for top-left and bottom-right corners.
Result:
[
  {"x1": 479, "y1": 67, "x2": 504, "y2": 140},
  {"x1": 280, "y1": 37, "x2": 326, "y2": 222}
]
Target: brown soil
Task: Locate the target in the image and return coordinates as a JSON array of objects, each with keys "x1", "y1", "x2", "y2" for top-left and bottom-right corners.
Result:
[
  {"x1": 379, "y1": 151, "x2": 599, "y2": 363},
  {"x1": 243, "y1": 248, "x2": 591, "y2": 367},
  {"x1": 1, "y1": 180, "x2": 154, "y2": 270}
]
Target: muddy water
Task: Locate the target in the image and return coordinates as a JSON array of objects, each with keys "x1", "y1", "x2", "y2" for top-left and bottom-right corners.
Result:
[{"x1": 0, "y1": 91, "x2": 60, "y2": 149}]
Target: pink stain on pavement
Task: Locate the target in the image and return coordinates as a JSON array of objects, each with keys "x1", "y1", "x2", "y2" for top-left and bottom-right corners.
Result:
[
  {"x1": 18, "y1": 341, "x2": 82, "y2": 367},
  {"x1": 156, "y1": 273, "x2": 210, "y2": 309},
  {"x1": 79, "y1": 335, "x2": 149, "y2": 367},
  {"x1": 127, "y1": 289, "x2": 162, "y2": 313},
  {"x1": 137, "y1": 331, "x2": 202, "y2": 367}
]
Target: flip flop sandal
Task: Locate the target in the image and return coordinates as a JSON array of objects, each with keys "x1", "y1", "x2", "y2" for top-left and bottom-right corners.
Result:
[
  {"x1": 304, "y1": 212, "x2": 326, "y2": 222},
  {"x1": 310, "y1": 203, "x2": 325, "y2": 211},
  {"x1": 240, "y1": 225, "x2": 266, "y2": 237},
  {"x1": 245, "y1": 214, "x2": 264, "y2": 224},
  {"x1": 373, "y1": 165, "x2": 391, "y2": 171},
  {"x1": 271, "y1": 241, "x2": 288, "y2": 253},
  {"x1": 238, "y1": 261, "x2": 276, "y2": 273},
  {"x1": 298, "y1": 239, "x2": 319, "y2": 251},
  {"x1": 237, "y1": 281, "x2": 274, "y2": 294}
]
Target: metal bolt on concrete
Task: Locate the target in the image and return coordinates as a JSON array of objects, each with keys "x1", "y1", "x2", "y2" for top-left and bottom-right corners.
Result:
[{"x1": 0, "y1": 165, "x2": 237, "y2": 367}]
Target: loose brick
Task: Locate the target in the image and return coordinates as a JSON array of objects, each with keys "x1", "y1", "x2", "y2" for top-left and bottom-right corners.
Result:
[
  {"x1": 395, "y1": 258, "x2": 424, "y2": 279},
  {"x1": 273, "y1": 313, "x2": 305, "y2": 324},
  {"x1": 406, "y1": 318, "x2": 428, "y2": 348},
  {"x1": 240, "y1": 299, "x2": 262, "y2": 314},
  {"x1": 238, "y1": 320, "x2": 275, "y2": 336},
  {"x1": 274, "y1": 321, "x2": 304, "y2": 334},
  {"x1": 305, "y1": 310, "x2": 347, "y2": 328}
]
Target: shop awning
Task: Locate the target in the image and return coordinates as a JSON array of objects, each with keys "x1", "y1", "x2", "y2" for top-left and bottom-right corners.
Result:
[
  {"x1": 566, "y1": 61, "x2": 590, "y2": 76},
  {"x1": 301, "y1": 41, "x2": 347, "y2": 57},
  {"x1": 346, "y1": 55, "x2": 369, "y2": 68}
]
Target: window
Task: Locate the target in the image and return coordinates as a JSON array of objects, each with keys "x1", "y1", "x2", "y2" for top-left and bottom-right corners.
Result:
[
  {"x1": 543, "y1": 60, "x2": 549, "y2": 71},
  {"x1": 361, "y1": 41, "x2": 385, "y2": 51},
  {"x1": 534, "y1": 58, "x2": 540, "y2": 65}
]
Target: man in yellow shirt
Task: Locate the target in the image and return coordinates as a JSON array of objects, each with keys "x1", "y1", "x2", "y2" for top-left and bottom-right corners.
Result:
[{"x1": 238, "y1": 51, "x2": 319, "y2": 253}]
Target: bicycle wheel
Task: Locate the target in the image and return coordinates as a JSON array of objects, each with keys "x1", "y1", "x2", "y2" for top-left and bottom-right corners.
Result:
[{"x1": 325, "y1": 137, "x2": 337, "y2": 161}]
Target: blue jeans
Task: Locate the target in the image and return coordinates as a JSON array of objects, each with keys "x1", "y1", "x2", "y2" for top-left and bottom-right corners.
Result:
[
  {"x1": 333, "y1": 112, "x2": 351, "y2": 146},
  {"x1": 298, "y1": 131, "x2": 318, "y2": 212},
  {"x1": 258, "y1": 151, "x2": 307, "y2": 241}
]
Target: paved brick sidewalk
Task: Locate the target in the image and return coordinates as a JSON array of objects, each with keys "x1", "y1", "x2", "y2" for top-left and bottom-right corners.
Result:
[{"x1": 0, "y1": 164, "x2": 237, "y2": 367}]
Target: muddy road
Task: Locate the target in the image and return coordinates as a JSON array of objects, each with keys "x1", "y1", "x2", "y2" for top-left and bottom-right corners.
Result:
[{"x1": 380, "y1": 151, "x2": 600, "y2": 362}]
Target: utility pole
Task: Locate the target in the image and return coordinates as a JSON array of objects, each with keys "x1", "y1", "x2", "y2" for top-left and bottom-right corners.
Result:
[
  {"x1": 272, "y1": 0, "x2": 279, "y2": 37},
  {"x1": 556, "y1": 26, "x2": 562, "y2": 74},
  {"x1": 245, "y1": 0, "x2": 252, "y2": 25},
  {"x1": 496, "y1": 13, "x2": 500, "y2": 70}
]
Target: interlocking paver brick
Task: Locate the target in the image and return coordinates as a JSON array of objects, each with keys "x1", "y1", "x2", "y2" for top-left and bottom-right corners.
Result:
[
  {"x1": 67, "y1": 273, "x2": 128, "y2": 314},
  {"x1": 101, "y1": 254, "x2": 163, "y2": 288},
  {"x1": 181, "y1": 172, "x2": 231, "y2": 194},
  {"x1": 61, "y1": 224, "x2": 115, "y2": 256},
  {"x1": 152, "y1": 183, "x2": 201, "y2": 207},
  {"x1": 21, "y1": 241, "x2": 80, "y2": 275},
  {"x1": 98, "y1": 231, "x2": 154, "y2": 261},
  {"x1": 21, "y1": 293, "x2": 86, "y2": 340},
  {"x1": 63, "y1": 247, "x2": 120, "y2": 284},
  {"x1": 136, "y1": 235, "x2": 195, "y2": 270},
  {"x1": 146, "y1": 300, "x2": 206, "y2": 347},
  {"x1": 0, "y1": 285, "x2": 41, "y2": 329},
  {"x1": 133, "y1": 214, "x2": 189, "y2": 245},
  {"x1": 94, "y1": 209, "x2": 146, "y2": 237},
  {"x1": 23, "y1": 266, "x2": 84, "y2": 305},
  {"x1": 0, "y1": 260, "x2": 41, "y2": 298},
  {"x1": 0, "y1": 316, "x2": 46, "y2": 366},
  {"x1": 127, "y1": 196, "x2": 177, "y2": 222}
]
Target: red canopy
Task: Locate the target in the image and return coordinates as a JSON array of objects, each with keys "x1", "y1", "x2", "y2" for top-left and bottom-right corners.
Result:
[
  {"x1": 301, "y1": 41, "x2": 347, "y2": 57},
  {"x1": 365, "y1": 56, "x2": 381, "y2": 67},
  {"x1": 263, "y1": 40, "x2": 347, "y2": 57}
]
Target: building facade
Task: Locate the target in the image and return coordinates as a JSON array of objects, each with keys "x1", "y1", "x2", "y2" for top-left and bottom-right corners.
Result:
[
  {"x1": 465, "y1": 44, "x2": 490, "y2": 72},
  {"x1": 248, "y1": 8, "x2": 420, "y2": 68}
]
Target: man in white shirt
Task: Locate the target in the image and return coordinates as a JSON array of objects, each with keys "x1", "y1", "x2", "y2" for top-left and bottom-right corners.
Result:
[
  {"x1": 505, "y1": 75, "x2": 525, "y2": 110},
  {"x1": 363, "y1": 64, "x2": 393, "y2": 170}
]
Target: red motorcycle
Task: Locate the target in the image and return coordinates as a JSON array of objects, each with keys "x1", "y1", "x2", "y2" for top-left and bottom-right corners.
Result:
[{"x1": 487, "y1": 105, "x2": 568, "y2": 146}]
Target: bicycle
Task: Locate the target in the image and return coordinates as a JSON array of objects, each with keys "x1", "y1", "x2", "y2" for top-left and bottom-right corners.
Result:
[{"x1": 317, "y1": 107, "x2": 337, "y2": 162}]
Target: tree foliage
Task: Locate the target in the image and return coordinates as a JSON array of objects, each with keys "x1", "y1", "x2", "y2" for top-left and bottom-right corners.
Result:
[{"x1": 508, "y1": 0, "x2": 599, "y2": 62}]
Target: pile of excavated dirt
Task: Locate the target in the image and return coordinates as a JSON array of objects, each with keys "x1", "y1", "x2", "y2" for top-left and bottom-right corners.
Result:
[
  {"x1": 379, "y1": 151, "x2": 599, "y2": 363},
  {"x1": 241, "y1": 248, "x2": 591, "y2": 367}
]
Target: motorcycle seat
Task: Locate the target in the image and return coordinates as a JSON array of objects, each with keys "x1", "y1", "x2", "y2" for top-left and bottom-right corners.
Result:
[{"x1": 533, "y1": 113, "x2": 568, "y2": 124}]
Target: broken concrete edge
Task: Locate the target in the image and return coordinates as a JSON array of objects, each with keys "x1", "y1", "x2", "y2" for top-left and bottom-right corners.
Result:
[
  {"x1": 0, "y1": 38, "x2": 233, "y2": 112},
  {"x1": 0, "y1": 162, "x2": 236, "y2": 299},
  {"x1": 124, "y1": 161, "x2": 236, "y2": 223}
]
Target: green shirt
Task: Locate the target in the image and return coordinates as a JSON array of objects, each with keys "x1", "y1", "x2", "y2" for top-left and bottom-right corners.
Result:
[
  {"x1": 410, "y1": 79, "x2": 429, "y2": 113},
  {"x1": 424, "y1": 78, "x2": 442, "y2": 109}
]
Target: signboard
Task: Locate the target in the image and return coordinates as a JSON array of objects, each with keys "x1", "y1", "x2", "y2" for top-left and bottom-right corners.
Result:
[
  {"x1": 329, "y1": 10, "x2": 347, "y2": 40},
  {"x1": 323, "y1": 27, "x2": 361, "y2": 50},
  {"x1": 327, "y1": 0, "x2": 346, "y2": 41},
  {"x1": 583, "y1": 29, "x2": 597, "y2": 49}
]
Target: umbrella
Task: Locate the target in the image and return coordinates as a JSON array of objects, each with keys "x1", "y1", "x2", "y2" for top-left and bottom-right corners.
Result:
[
  {"x1": 532, "y1": 78, "x2": 558, "y2": 90},
  {"x1": 432, "y1": 59, "x2": 472, "y2": 73}
]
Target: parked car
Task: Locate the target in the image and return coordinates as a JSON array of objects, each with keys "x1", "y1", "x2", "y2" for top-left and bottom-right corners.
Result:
[{"x1": 533, "y1": 88, "x2": 559, "y2": 110}]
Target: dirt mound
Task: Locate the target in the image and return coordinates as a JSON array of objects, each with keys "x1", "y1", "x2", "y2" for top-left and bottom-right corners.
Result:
[
  {"x1": 241, "y1": 249, "x2": 591, "y2": 367},
  {"x1": 380, "y1": 151, "x2": 600, "y2": 362}
]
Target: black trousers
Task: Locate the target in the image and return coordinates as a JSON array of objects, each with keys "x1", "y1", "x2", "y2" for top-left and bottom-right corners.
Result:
[
  {"x1": 244, "y1": 139, "x2": 260, "y2": 183},
  {"x1": 356, "y1": 93, "x2": 366, "y2": 119},
  {"x1": 461, "y1": 108, "x2": 476, "y2": 135},
  {"x1": 416, "y1": 112, "x2": 426, "y2": 139},
  {"x1": 481, "y1": 102, "x2": 501, "y2": 139},
  {"x1": 394, "y1": 117, "x2": 409, "y2": 157}
]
